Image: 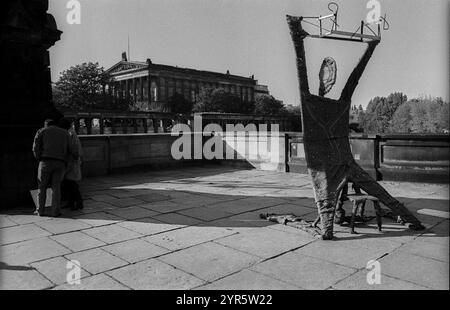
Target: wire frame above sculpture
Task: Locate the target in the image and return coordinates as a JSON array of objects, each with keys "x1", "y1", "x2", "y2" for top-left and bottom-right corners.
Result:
[{"x1": 300, "y1": 2, "x2": 389, "y2": 43}]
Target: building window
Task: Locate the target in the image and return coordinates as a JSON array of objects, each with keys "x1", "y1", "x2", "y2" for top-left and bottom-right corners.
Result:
[
  {"x1": 143, "y1": 78, "x2": 148, "y2": 100},
  {"x1": 183, "y1": 80, "x2": 190, "y2": 101},
  {"x1": 176, "y1": 79, "x2": 182, "y2": 94},
  {"x1": 159, "y1": 77, "x2": 166, "y2": 101},
  {"x1": 168, "y1": 78, "x2": 175, "y2": 99},
  {"x1": 151, "y1": 80, "x2": 158, "y2": 102}
]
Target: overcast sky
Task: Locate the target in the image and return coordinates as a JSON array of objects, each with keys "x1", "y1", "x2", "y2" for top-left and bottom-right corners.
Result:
[{"x1": 49, "y1": 0, "x2": 449, "y2": 107}]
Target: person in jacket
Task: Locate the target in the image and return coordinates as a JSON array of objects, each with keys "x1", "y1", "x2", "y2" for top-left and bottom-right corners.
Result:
[
  {"x1": 32, "y1": 119, "x2": 79, "y2": 216},
  {"x1": 59, "y1": 118, "x2": 84, "y2": 210}
]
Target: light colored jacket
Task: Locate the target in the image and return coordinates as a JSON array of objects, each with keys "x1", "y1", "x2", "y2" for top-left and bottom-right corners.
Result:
[{"x1": 65, "y1": 128, "x2": 83, "y2": 181}]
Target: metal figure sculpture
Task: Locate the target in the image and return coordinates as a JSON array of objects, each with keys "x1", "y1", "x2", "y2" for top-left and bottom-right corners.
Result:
[{"x1": 283, "y1": 13, "x2": 424, "y2": 240}]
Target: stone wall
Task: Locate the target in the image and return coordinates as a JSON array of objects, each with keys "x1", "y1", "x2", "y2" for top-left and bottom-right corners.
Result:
[
  {"x1": 79, "y1": 132, "x2": 287, "y2": 177},
  {"x1": 287, "y1": 133, "x2": 450, "y2": 183},
  {"x1": 79, "y1": 132, "x2": 449, "y2": 183}
]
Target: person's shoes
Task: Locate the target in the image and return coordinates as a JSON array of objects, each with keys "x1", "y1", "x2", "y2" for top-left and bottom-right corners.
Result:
[
  {"x1": 321, "y1": 231, "x2": 334, "y2": 240},
  {"x1": 33, "y1": 210, "x2": 46, "y2": 217}
]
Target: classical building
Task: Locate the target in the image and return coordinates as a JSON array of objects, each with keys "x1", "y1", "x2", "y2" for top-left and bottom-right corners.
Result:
[{"x1": 105, "y1": 53, "x2": 265, "y2": 112}]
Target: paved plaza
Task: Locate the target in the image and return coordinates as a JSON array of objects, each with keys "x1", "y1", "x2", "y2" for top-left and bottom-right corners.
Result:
[{"x1": 0, "y1": 166, "x2": 448, "y2": 290}]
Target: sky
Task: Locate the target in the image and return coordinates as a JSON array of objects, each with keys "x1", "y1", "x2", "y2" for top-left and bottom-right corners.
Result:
[{"x1": 49, "y1": 0, "x2": 449, "y2": 108}]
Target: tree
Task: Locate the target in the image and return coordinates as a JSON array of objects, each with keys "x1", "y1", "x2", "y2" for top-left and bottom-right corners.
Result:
[
  {"x1": 254, "y1": 94, "x2": 286, "y2": 115},
  {"x1": 388, "y1": 96, "x2": 449, "y2": 134},
  {"x1": 389, "y1": 102, "x2": 412, "y2": 133},
  {"x1": 193, "y1": 87, "x2": 254, "y2": 114},
  {"x1": 53, "y1": 62, "x2": 117, "y2": 110},
  {"x1": 167, "y1": 92, "x2": 193, "y2": 114},
  {"x1": 360, "y1": 92, "x2": 408, "y2": 134}
]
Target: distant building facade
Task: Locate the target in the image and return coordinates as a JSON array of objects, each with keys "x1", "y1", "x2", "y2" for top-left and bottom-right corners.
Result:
[{"x1": 105, "y1": 53, "x2": 267, "y2": 112}]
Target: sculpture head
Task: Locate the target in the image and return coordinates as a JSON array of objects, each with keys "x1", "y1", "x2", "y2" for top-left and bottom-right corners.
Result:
[{"x1": 318, "y1": 57, "x2": 337, "y2": 97}]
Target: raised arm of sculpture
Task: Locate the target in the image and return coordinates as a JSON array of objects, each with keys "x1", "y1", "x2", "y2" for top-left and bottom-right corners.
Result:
[
  {"x1": 340, "y1": 40, "x2": 379, "y2": 102},
  {"x1": 286, "y1": 15, "x2": 311, "y2": 97}
]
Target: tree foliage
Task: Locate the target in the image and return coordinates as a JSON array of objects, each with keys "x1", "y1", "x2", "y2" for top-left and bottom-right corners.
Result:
[
  {"x1": 360, "y1": 93, "x2": 449, "y2": 134},
  {"x1": 254, "y1": 94, "x2": 286, "y2": 115},
  {"x1": 193, "y1": 88, "x2": 254, "y2": 114},
  {"x1": 389, "y1": 97, "x2": 449, "y2": 133},
  {"x1": 53, "y1": 62, "x2": 116, "y2": 110},
  {"x1": 167, "y1": 92, "x2": 193, "y2": 114},
  {"x1": 360, "y1": 92, "x2": 408, "y2": 134}
]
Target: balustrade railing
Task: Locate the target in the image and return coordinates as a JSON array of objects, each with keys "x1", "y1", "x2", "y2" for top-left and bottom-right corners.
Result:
[{"x1": 61, "y1": 110, "x2": 301, "y2": 135}]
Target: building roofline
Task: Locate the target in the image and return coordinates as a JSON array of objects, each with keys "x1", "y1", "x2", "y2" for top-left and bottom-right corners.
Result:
[{"x1": 105, "y1": 59, "x2": 256, "y2": 83}]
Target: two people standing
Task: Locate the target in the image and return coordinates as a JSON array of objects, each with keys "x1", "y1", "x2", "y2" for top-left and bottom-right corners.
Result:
[{"x1": 32, "y1": 118, "x2": 83, "y2": 217}]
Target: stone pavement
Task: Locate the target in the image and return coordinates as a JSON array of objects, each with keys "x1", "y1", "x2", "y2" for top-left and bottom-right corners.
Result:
[{"x1": 1, "y1": 166, "x2": 448, "y2": 290}]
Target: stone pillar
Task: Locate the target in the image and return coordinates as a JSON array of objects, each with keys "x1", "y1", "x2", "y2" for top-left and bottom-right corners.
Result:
[
  {"x1": 143, "y1": 118, "x2": 148, "y2": 133},
  {"x1": 125, "y1": 79, "x2": 130, "y2": 100},
  {"x1": 85, "y1": 118, "x2": 93, "y2": 135},
  {"x1": 74, "y1": 118, "x2": 81, "y2": 134},
  {"x1": 139, "y1": 77, "x2": 144, "y2": 101},
  {"x1": 111, "y1": 119, "x2": 117, "y2": 134},
  {"x1": 0, "y1": 0, "x2": 62, "y2": 207},
  {"x1": 99, "y1": 117, "x2": 105, "y2": 134}
]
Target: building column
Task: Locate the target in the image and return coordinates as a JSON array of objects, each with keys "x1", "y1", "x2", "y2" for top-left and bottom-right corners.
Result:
[
  {"x1": 139, "y1": 77, "x2": 144, "y2": 101},
  {"x1": 125, "y1": 79, "x2": 130, "y2": 100}
]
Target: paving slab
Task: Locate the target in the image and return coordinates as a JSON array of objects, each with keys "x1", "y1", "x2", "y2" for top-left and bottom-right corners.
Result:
[
  {"x1": 398, "y1": 239, "x2": 449, "y2": 262},
  {"x1": 258, "y1": 203, "x2": 316, "y2": 216},
  {"x1": 102, "y1": 238, "x2": 169, "y2": 263},
  {"x1": 82, "y1": 224, "x2": 142, "y2": 244},
  {"x1": 30, "y1": 256, "x2": 91, "y2": 286},
  {"x1": 215, "y1": 227, "x2": 315, "y2": 259},
  {"x1": 117, "y1": 217, "x2": 181, "y2": 236},
  {"x1": 74, "y1": 212, "x2": 123, "y2": 227},
  {"x1": 54, "y1": 274, "x2": 130, "y2": 290},
  {"x1": 50, "y1": 231, "x2": 106, "y2": 252},
  {"x1": 0, "y1": 267, "x2": 53, "y2": 290},
  {"x1": 0, "y1": 216, "x2": 17, "y2": 229},
  {"x1": 139, "y1": 200, "x2": 195, "y2": 213},
  {"x1": 5, "y1": 213, "x2": 52, "y2": 225},
  {"x1": 65, "y1": 248, "x2": 128, "y2": 275},
  {"x1": 152, "y1": 212, "x2": 203, "y2": 226},
  {"x1": 294, "y1": 239, "x2": 394, "y2": 269},
  {"x1": 107, "y1": 259, "x2": 204, "y2": 290},
  {"x1": 197, "y1": 269, "x2": 301, "y2": 290},
  {"x1": 159, "y1": 242, "x2": 260, "y2": 282},
  {"x1": 143, "y1": 225, "x2": 235, "y2": 251},
  {"x1": 133, "y1": 193, "x2": 172, "y2": 203},
  {"x1": 0, "y1": 224, "x2": 51, "y2": 245},
  {"x1": 177, "y1": 206, "x2": 233, "y2": 222},
  {"x1": 35, "y1": 218, "x2": 92, "y2": 235},
  {"x1": 0, "y1": 237, "x2": 71, "y2": 265},
  {"x1": 379, "y1": 251, "x2": 449, "y2": 289},
  {"x1": 106, "y1": 206, "x2": 159, "y2": 220},
  {"x1": 333, "y1": 269, "x2": 430, "y2": 290},
  {"x1": 207, "y1": 197, "x2": 285, "y2": 214},
  {"x1": 416, "y1": 221, "x2": 449, "y2": 245},
  {"x1": 251, "y1": 252, "x2": 356, "y2": 290},
  {"x1": 81, "y1": 200, "x2": 117, "y2": 214}
]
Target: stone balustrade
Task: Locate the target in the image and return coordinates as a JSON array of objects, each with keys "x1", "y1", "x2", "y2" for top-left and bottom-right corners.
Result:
[{"x1": 61, "y1": 110, "x2": 301, "y2": 135}]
